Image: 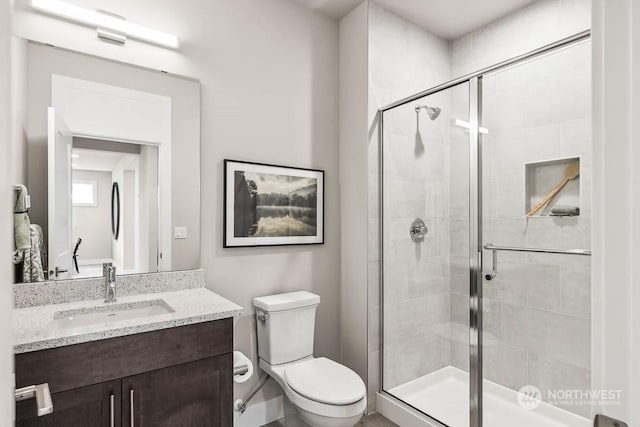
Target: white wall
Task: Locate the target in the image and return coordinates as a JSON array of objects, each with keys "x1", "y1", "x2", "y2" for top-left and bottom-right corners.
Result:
[
  {"x1": 204, "y1": 2, "x2": 341, "y2": 409},
  {"x1": 139, "y1": 145, "x2": 158, "y2": 272},
  {"x1": 10, "y1": 35, "x2": 27, "y2": 185},
  {"x1": 1, "y1": 0, "x2": 15, "y2": 424},
  {"x1": 592, "y1": 0, "x2": 636, "y2": 423},
  {"x1": 123, "y1": 169, "x2": 135, "y2": 270},
  {"x1": 13, "y1": 0, "x2": 341, "y2": 415},
  {"x1": 631, "y1": 2, "x2": 640, "y2": 424},
  {"x1": 338, "y1": 0, "x2": 369, "y2": 409},
  {"x1": 72, "y1": 170, "x2": 112, "y2": 259}
]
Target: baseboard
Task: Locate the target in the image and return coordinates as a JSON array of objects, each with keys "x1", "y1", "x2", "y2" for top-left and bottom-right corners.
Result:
[{"x1": 234, "y1": 395, "x2": 285, "y2": 427}]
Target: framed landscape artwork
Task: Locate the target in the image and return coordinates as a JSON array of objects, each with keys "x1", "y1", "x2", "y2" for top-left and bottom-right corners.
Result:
[{"x1": 224, "y1": 160, "x2": 324, "y2": 247}]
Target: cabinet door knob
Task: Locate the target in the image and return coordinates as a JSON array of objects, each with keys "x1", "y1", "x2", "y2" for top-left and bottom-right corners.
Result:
[{"x1": 15, "y1": 383, "x2": 53, "y2": 416}]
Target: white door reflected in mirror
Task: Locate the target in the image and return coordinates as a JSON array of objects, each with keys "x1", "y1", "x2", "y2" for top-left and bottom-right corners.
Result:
[{"x1": 47, "y1": 107, "x2": 73, "y2": 280}]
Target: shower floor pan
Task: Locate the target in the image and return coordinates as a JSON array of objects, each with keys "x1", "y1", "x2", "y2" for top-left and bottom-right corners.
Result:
[{"x1": 386, "y1": 366, "x2": 590, "y2": 427}]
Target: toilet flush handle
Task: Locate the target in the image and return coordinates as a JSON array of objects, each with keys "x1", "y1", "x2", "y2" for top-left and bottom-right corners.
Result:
[{"x1": 256, "y1": 311, "x2": 269, "y2": 322}]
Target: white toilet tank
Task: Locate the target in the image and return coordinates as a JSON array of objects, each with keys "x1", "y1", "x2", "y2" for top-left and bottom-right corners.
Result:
[{"x1": 254, "y1": 291, "x2": 321, "y2": 365}]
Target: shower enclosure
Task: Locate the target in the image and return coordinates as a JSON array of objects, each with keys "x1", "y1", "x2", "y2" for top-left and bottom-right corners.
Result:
[{"x1": 379, "y1": 32, "x2": 592, "y2": 427}]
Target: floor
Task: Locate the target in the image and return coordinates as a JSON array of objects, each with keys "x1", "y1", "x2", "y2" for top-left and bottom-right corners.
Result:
[
  {"x1": 263, "y1": 413, "x2": 397, "y2": 427},
  {"x1": 388, "y1": 366, "x2": 591, "y2": 427}
]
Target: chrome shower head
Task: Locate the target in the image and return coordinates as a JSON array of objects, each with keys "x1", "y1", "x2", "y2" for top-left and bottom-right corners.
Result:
[
  {"x1": 415, "y1": 105, "x2": 441, "y2": 120},
  {"x1": 427, "y1": 107, "x2": 441, "y2": 120}
]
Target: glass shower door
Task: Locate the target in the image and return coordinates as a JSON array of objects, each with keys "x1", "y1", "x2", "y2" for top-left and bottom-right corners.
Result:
[
  {"x1": 381, "y1": 81, "x2": 472, "y2": 427},
  {"x1": 480, "y1": 40, "x2": 592, "y2": 427}
]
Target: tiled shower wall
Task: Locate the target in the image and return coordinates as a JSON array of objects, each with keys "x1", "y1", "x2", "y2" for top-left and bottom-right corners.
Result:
[
  {"x1": 449, "y1": 0, "x2": 591, "y2": 79},
  {"x1": 381, "y1": 88, "x2": 453, "y2": 390},
  {"x1": 367, "y1": 0, "x2": 451, "y2": 404}
]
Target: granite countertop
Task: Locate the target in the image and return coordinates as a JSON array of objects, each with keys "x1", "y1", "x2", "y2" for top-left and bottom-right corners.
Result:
[{"x1": 14, "y1": 287, "x2": 243, "y2": 354}]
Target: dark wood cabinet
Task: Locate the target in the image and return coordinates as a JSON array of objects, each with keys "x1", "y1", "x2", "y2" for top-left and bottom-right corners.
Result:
[
  {"x1": 15, "y1": 320, "x2": 233, "y2": 427},
  {"x1": 122, "y1": 355, "x2": 232, "y2": 427},
  {"x1": 16, "y1": 380, "x2": 120, "y2": 427}
]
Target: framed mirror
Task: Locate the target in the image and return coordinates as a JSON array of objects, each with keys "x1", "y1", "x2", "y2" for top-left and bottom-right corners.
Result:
[{"x1": 13, "y1": 42, "x2": 201, "y2": 283}]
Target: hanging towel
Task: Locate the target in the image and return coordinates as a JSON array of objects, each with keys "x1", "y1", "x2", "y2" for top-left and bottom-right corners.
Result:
[
  {"x1": 550, "y1": 205, "x2": 580, "y2": 216},
  {"x1": 16, "y1": 225, "x2": 47, "y2": 283},
  {"x1": 13, "y1": 185, "x2": 31, "y2": 251},
  {"x1": 12, "y1": 185, "x2": 46, "y2": 282}
]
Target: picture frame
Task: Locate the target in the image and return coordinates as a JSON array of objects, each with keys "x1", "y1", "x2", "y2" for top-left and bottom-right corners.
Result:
[{"x1": 223, "y1": 160, "x2": 325, "y2": 247}]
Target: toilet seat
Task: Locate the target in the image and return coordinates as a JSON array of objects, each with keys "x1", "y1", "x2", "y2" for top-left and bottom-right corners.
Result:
[{"x1": 285, "y1": 357, "x2": 366, "y2": 405}]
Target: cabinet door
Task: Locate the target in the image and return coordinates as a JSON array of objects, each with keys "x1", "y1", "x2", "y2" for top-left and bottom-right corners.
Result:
[
  {"x1": 122, "y1": 354, "x2": 232, "y2": 427},
  {"x1": 16, "y1": 380, "x2": 121, "y2": 427}
]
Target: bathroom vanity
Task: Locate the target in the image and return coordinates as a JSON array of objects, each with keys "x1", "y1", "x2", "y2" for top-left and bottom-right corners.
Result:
[
  {"x1": 12, "y1": 270, "x2": 242, "y2": 427},
  {"x1": 16, "y1": 320, "x2": 232, "y2": 426},
  {"x1": 9, "y1": 41, "x2": 238, "y2": 426}
]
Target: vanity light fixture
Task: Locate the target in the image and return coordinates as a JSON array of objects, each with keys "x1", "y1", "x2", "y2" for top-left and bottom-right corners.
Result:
[{"x1": 30, "y1": 0, "x2": 180, "y2": 49}]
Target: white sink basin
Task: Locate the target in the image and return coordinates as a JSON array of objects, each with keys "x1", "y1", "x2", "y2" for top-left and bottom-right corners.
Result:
[{"x1": 53, "y1": 299, "x2": 174, "y2": 328}]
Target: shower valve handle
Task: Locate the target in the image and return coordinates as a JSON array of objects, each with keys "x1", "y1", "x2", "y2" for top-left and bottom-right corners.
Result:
[{"x1": 410, "y1": 218, "x2": 428, "y2": 243}]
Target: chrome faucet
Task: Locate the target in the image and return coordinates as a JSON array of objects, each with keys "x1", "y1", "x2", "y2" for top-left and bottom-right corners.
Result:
[{"x1": 103, "y1": 263, "x2": 117, "y2": 303}]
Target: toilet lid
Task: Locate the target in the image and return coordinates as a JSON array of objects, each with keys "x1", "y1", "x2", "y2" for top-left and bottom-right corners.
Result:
[{"x1": 285, "y1": 358, "x2": 366, "y2": 405}]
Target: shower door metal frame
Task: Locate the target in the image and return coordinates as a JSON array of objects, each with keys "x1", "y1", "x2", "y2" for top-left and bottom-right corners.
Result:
[
  {"x1": 468, "y1": 76, "x2": 483, "y2": 427},
  {"x1": 377, "y1": 29, "x2": 591, "y2": 427}
]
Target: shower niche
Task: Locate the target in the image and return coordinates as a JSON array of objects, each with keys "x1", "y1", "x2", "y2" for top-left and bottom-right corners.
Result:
[{"x1": 525, "y1": 156, "x2": 581, "y2": 217}]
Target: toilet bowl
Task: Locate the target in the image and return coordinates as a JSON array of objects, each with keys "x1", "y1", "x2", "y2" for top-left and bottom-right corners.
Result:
[
  {"x1": 254, "y1": 291, "x2": 366, "y2": 427},
  {"x1": 260, "y1": 357, "x2": 366, "y2": 427}
]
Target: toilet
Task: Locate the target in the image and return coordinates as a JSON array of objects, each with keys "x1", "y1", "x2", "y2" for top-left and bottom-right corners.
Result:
[{"x1": 254, "y1": 291, "x2": 366, "y2": 427}]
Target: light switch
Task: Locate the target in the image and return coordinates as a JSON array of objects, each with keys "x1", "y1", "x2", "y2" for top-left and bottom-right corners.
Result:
[{"x1": 174, "y1": 226, "x2": 188, "y2": 239}]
